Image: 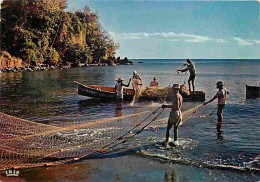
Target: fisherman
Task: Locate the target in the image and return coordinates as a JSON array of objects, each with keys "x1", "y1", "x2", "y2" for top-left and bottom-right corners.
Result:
[
  {"x1": 149, "y1": 76, "x2": 159, "y2": 87},
  {"x1": 132, "y1": 71, "x2": 143, "y2": 93},
  {"x1": 203, "y1": 81, "x2": 229, "y2": 132},
  {"x1": 177, "y1": 58, "x2": 196, "y2": 94},
  {"x1": 161, "y1": 84, "x2": 183, "y2": 148},
  {"x1": 115, "y1": 77, "x2": 131, "y2": 109},
  {"x1": 130, "y1": 71, "x2": 143, "y2": 106}
]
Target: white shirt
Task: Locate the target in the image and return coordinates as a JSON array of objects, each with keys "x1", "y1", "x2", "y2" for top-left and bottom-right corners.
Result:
[{"x1": 115, "y1": 82, "x2": 124, "y2": 98}]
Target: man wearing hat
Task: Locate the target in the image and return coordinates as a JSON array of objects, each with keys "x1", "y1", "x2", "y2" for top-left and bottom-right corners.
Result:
[
  {"x1": 177, "y1": 58, "x2": 196, "y2": 94},
  {"x1": 162, "y1": 84, "x2": 183, "y2": 148},
  {"x1": 115, "y1": 77, "x2": 131, "y2": 109},
  {"x1": 149, "y1": 76, "x2": 159, "y2": 87},
  {"x1": 203, "y1": 81, "x2": 229, "y2": 132}
]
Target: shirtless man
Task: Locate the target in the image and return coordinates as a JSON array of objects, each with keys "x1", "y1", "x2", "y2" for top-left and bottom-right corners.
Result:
[
  {"x1": 203, "y1": 81, "x2": 229, "y2": 132},
  {"x1": 162, "y1": 84, "x2": 183, "y2": 148},
  {"x1": 177, "y1": 59, "x2": 196, "y2": 94}
]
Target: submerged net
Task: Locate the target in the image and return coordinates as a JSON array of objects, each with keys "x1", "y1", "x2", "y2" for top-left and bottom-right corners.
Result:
[{"x1": 0, "y1": 111, "x2": 148, "y2": 170}]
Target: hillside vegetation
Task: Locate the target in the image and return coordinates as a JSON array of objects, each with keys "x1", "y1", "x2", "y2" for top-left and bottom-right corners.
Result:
[{"x1": 0, "y1": 0, "x2": 119, "y2": 67}]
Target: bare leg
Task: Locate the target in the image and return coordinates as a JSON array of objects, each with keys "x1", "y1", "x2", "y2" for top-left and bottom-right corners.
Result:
[
  {"x1": 217, "y1": 104, "x2": 225, "y2": 131},
  {"x1": 192, "y1": 80, "x2": 195, "y2": 94},
  {"x1": 188, "y1": 80, "x2": 191, "y2": 94},
  {"x1": 173, "y1": 125, "x2": 178, "y2": 141},
  {"x1": 166, "y1": 123, "x2": 173, "y2": 146}
]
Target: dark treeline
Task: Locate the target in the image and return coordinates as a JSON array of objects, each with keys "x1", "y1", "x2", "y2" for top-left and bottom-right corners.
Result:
[{"x1": 0, "y1": 0, "x2": 120, "y2": 67}]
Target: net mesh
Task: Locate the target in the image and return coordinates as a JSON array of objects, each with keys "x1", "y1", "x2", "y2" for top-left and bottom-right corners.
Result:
[
  {"x1": 0, "y1": 102, "x2": 202, "y2": 171},
  {"x1": 141, "y1": 84, "x2": 190, "y2": 98},
  {"x1": 0, "y1": 111, "x2": 148, "y2": 170}
]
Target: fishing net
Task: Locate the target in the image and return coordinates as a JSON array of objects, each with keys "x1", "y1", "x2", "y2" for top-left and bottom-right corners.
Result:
[
  {"x1": 141, "y1": 84, "x2": 190, "y2": 99},
  {"x1": 0, "y1": 102, "x2": 203, "y2": 171},
  {"x1": 0, "y1": 111, "x2": 148, "y2": 170}
]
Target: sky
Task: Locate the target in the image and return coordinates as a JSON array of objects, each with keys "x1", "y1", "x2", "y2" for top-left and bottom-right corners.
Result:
[{"x1": 67, "y1": 0, "x2": 260, "y2": 59}]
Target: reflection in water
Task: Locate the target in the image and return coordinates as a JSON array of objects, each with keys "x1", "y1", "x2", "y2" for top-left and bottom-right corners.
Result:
[
  {"x1": 216, "y1": 130, "x2": 225, "y2": 143},
  {"x1": 115, "y1": 109, "x2": 122, "y2": 117},
  {"x1": 19, "y1": 162, "x2": 94, "y2": 182},
  {"x1": 0, "y1": 60, "x2": 260, "y2": 181},
  {"x1": 164, "y1": 171, "x2": 178, "y2": 182}
]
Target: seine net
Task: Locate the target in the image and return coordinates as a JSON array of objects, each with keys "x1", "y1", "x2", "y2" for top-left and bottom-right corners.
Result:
[
  {"x1": 0, "y1": 111, "x2": 148, "y2": 170},
  {"x1": 0, "y1": 101, "x2": 202, "y2": 171}
]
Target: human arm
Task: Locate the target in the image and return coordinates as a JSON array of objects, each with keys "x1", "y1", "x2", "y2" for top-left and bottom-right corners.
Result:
[
  {"x1": 177, "y1": 67, "x2": 188, "y2": 73},
  {"x1": 161, "y1": 104, "x2": 172, "y2": 109},
  {"x1": 123, "y1": 78, "x2": 131, "y2": 87},
  {"x1": 203, "y1": 96, "x2": 217, "y2": 105}
]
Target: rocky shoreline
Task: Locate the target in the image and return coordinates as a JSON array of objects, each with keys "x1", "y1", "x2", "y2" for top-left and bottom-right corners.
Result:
[{"x1": 0, "y1": 57, "x2": 134, "y2": 73}]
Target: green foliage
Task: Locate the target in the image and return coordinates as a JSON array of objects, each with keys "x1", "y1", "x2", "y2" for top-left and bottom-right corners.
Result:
[
  {"x1": 45, "y1": 48, "x2": 60, "y2": 65},
  {"x1": 0, "y1": 0, "x2": 119, "y2": 66},
  {"x1": 21, "y1": 48, "x2": 44, "y2": 64},
  {"x1": 64, "y1": 43, "x2": 92, "y2": 66}
]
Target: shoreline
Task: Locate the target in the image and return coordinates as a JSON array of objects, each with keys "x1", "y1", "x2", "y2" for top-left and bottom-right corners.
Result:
[{"x1": 0, "y1": 61, "x2": 134, "y2": 74}]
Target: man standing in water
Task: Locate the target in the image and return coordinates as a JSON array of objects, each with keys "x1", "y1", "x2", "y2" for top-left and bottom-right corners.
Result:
[
  {"x1": 131, "y1": 71, "x2": 143, "y2": 105},
  {"x1": 115, "y1": 77, "x2": 131, "y2": 109},
  {"x1": 203, "y1": 81, "x2": 229, "y2": 132},
  {"x1": 177, "y1": 58, "x2": 196, "y2": 94},
  {"x1": 162, "y1": 84, "x2": 183, "y2": 148}
]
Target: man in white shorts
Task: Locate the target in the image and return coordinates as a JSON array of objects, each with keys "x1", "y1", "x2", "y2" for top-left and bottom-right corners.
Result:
[{"x1": 162, "y1": 84, "x2": 183, "y2": 148}]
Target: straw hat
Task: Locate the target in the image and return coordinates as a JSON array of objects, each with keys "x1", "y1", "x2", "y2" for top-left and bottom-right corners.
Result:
[
  {"x1": 117, "y1": 77, "x2": 124, "y2": 82},
  {"x1": 216, "y1": 81, "x2": 224, "y2": 86},
  {"x1": 172, "y1": 84, "x2": 180, "y2": 89}
]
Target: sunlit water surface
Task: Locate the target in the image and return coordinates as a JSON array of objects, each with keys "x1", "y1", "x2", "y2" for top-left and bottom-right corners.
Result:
[{"x1": 0, "y1": 59, "x2": 259, "y2": 181}]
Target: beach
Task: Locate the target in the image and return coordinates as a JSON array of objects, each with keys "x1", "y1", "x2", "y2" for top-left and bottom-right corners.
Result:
[{"x1": 0, "y1": 59, "x2": 259, "y2": 181}]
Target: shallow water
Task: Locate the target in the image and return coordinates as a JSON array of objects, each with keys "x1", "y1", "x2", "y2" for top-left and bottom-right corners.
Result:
[{"x1": 0, "y1": 59, "x2": 260, "y2": 181}]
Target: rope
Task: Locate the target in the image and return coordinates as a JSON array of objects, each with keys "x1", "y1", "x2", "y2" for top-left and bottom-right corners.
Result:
[
  {"x1": 156, "y1": 103, "x2": 204, "y2": 123},
  {"x1": 87, "y1": 108, "x2": 164, "y2": 156},
  {"x1": 100, "y1": 107, "x2": 161, "y2": 149},
  {"x1": 163, "y1": 64, "x2": 187, "y2": 102},
  {"x1": 100, "y1": 108, "x2": 165, "y2": 153},
  {"x1": 209, "y1": 104, "x2": 218, "y2": 116}
]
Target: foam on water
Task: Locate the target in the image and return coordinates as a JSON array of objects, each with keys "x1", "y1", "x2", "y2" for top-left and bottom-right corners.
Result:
[{"x1": 134, "y1": 136, "x2": 260, "y2": 173}]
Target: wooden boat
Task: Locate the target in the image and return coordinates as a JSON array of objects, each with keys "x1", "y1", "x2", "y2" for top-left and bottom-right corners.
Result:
[
  {"x1": 75, "y1": 81, "x2": 205, "y2": 101},
  {"x1": 246, "y1": 85, "x2": 260, "y2": 99}
]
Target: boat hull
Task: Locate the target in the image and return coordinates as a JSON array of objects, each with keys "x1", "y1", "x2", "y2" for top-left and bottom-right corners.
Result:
[
  {"x1": 76, "y1": 82, "x2": 205, "y2": 102},
  {"x1": 246, "y1": 85, "x2": 260, "y2": 99}
]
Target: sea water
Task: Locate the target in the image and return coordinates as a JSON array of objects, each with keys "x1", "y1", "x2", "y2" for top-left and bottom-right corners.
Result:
[{"x1": 0, "y1": 59, "x2": 259, "y2": 181}]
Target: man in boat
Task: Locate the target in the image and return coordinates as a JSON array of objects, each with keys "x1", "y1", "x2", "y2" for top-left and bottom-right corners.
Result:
[
  {"x1": 203, "y1": 81, "x2": 229, "y2": 132},
  {"x1": 115, "y1": 77, "x2": 131, "y2": 109},
  {"x1": 177, "y1": 58, "x2": 196, "y2": 94},
  {"x1": 161, "y1": 84, "x2": 183, "y2": 148},
  {"x1": 149, "y1": 76, "x2": 159, "y2": 87}
]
